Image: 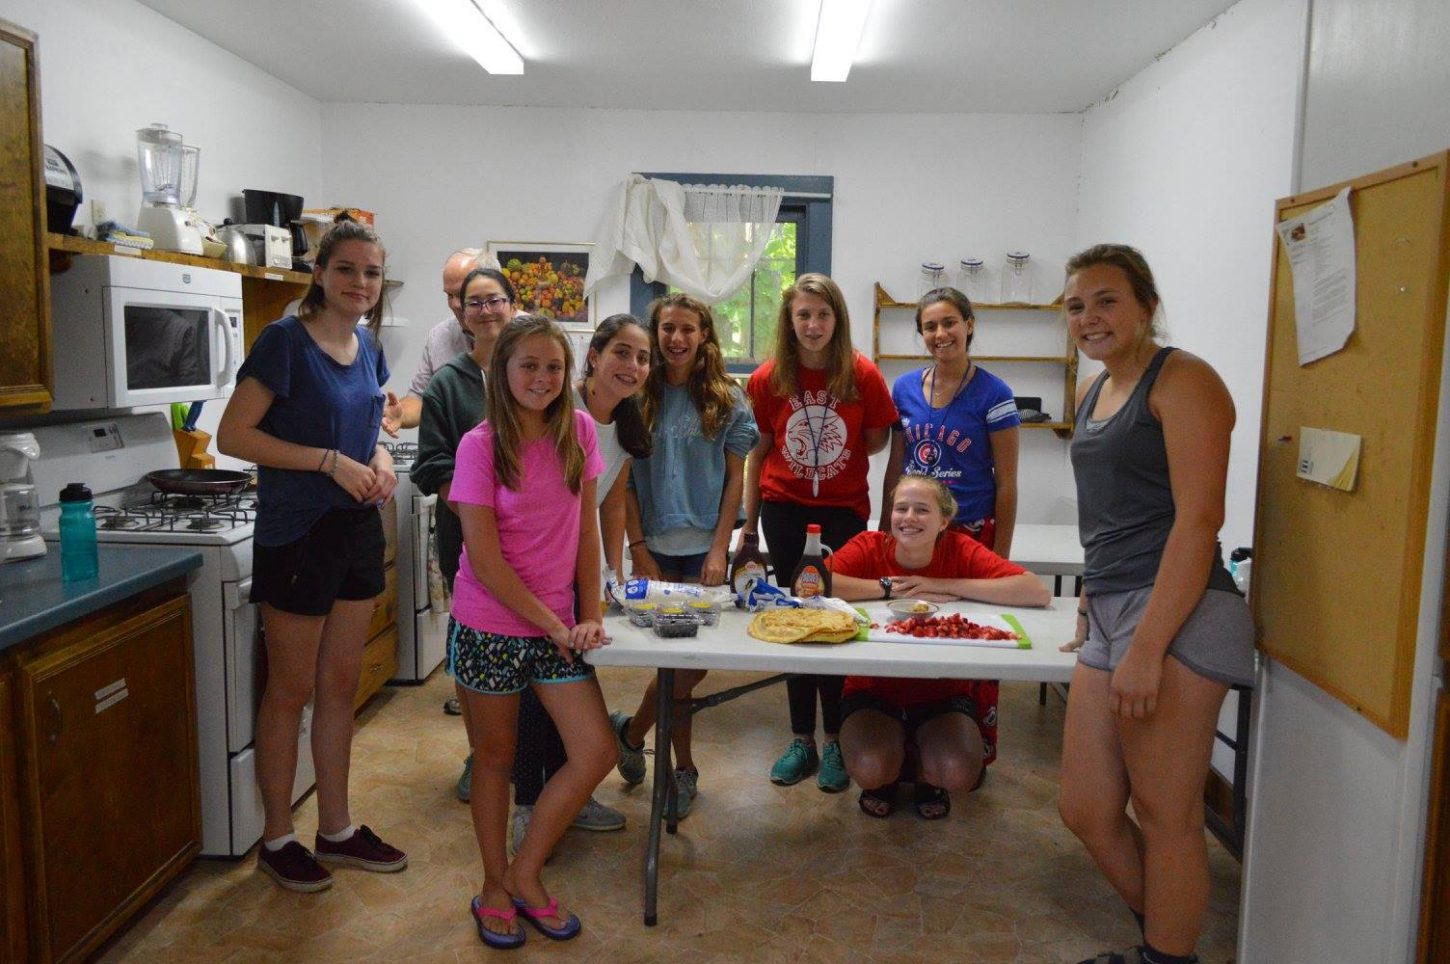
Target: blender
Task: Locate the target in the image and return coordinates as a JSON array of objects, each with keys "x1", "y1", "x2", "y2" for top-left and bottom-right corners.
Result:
[
  {"x1": 0, "y1": 432, "x2": 46, "y2": 563},
  {"x1": 135, "y1": 123, "x2": 204, "y2": 254}
]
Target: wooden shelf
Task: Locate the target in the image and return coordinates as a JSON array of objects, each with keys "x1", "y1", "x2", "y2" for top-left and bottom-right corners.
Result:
[
  {"x1": 877, "y1": 353, "x2": 1072, "y2": 364},
  {"x1": 872, "y1": 281, "x2": 1078, "y2": 439},
  {"x1": 47, "y1": 231, "x2": 313, "y2": 284},
  {"x1": 874, "y1": 283, "x2": 1062, "y2": 312}
]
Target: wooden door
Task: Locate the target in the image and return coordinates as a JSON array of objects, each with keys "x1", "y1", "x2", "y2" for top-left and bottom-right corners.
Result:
[
  {"x1": 0, "y1": 18, "x2": 51, "y2": 410},
  {"x1": 0, "y1": 672, "x2": 27, "y2": 962},
  {"x1": 14, "y1": 589, "x2": 199, "y2": 963}
]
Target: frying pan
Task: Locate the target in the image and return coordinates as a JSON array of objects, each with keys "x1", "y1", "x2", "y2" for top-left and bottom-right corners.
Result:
[{"x1": 145, "y1": 469, "x2": 253, "y2": 496}]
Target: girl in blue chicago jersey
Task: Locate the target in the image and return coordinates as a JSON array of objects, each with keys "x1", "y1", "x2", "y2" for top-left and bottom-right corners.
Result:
[{"x1": 879, "y1": 286, "x2": 1020, "y2": 558}]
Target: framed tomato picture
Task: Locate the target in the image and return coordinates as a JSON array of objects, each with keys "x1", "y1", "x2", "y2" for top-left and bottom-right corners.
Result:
[{"x1": 485, "y1": 241, "x2": 594, "y2": 329}]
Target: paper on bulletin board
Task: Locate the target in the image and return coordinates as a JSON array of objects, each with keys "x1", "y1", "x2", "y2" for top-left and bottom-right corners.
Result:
[
  {"x1": 1275, "y1": 187, "x2": 1356, "y2": 365},
  {"x1": 1296, "y1": 427, "x2": 1362, "y2": 491}
]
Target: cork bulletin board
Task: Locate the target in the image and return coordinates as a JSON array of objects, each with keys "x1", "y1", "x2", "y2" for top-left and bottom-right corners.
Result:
[{"x1": 1254, "y1": 152, "x2": 1450, "y2": 739}]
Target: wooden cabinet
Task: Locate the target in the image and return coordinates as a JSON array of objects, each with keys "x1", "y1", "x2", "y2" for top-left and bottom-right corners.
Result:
[
  {"x1": 0, "y1": 18, "x2": 52, "y2": 411},
  {"x1": 871, "y1": 283, "x2": 1077, "y2": 438},
  {"x1": 355, "y1": 498, "x2": 399, "y2": 709},
  {"x1": 0, "y1": 673, "x2": 26, "y2": 963},
  {"x1": 6, "y1": 582, "x2": 197, "y2": 964}
]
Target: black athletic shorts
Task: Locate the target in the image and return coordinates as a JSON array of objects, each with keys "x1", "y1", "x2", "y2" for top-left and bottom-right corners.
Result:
[
  {"x1": 250, "y1": 507, "x2": 386, "y2": 616},
  {"x1": 840, "y1": 691, "x2": 979, "y2": 741}
]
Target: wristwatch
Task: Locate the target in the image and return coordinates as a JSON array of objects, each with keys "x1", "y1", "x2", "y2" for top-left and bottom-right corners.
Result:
[{"x1": 879, "y1": 576, "x2": 893, "y2": 600}]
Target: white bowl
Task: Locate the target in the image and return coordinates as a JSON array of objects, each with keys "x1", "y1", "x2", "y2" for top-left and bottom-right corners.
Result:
[{"x1": 887, "y1": 599, "x2": 939, "y2": 620}]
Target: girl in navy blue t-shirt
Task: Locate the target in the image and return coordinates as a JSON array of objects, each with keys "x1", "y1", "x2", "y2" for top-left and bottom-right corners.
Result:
[{"x1": 218, "y1": 220, "x2": 406, "y2": 893}]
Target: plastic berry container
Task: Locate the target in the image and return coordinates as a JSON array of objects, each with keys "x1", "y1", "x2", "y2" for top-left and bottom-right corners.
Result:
[{"x1": 652, "y1": 613, "x2": 701, "y2": 638}]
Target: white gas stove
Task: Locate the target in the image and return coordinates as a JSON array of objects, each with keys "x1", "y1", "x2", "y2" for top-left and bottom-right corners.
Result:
[
  {"x1": 30, "y1": 412, "x2": 312, "y2": 857},
  {"x1": 379, "y1": 439, "x2": 449, "y2": 683}
]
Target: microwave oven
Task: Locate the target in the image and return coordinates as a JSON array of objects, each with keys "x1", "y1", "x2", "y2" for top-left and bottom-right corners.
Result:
[{"x1": 49, "y1": 255, "x2": 244, "y2": 411}]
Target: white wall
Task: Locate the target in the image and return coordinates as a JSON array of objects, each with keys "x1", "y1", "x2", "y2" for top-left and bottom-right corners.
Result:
[
  {"x1": 1075, "y1": 0, "x2": 1308, "y2": 554},
  {"x1": 1, "y1": 0, "x2": 322, "y2": 234},
  {"x1": 318, "y1": 104, "x2": 1083, "y2": 524},
  {"x1": 1244, "y1": 1, "x2": 1450, "y2": 962}
]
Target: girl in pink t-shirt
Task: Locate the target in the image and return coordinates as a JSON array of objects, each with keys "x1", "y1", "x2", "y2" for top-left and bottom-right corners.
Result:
[{"x1": 446, "y1": 316, "x2": 617, "y2": 949}]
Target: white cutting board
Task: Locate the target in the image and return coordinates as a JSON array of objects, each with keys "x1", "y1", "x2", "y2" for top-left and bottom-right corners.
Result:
[{"x1": 857, "y1": 604, "x2": 1033, "y2": 650}]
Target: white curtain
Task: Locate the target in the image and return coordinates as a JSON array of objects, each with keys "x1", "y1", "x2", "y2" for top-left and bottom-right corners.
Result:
[{"x1": 584, "y1": 175, "x2": 785, "y2": 304}]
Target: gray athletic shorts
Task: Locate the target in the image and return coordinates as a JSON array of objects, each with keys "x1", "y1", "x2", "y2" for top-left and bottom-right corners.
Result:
[{"x1": 1079, "y1": 587, "x2": 1256, "y2": 688}]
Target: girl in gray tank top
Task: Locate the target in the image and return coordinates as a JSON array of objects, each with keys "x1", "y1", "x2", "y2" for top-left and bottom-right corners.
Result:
[{"x1": 1055, "y1": 244, "x2": 1254, "y2": 964}]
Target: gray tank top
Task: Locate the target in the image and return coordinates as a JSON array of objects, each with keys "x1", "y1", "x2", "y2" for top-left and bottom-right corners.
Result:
[{"x1": 1071, "y1": 347, "x2": 1235, "y2": 595}]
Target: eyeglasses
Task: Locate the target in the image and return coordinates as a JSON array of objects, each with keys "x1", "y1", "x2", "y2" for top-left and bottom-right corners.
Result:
[{"x1": 463, "y1": 296, "x2": 510, "y2": 313}]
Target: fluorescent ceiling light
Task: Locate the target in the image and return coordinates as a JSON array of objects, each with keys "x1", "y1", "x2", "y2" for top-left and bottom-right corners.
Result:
[
  {"x1": 811, "y1": 0, "x2": 871, "y2": 82},
  {"x1": 417, "y1": 0, "x2": 524, "y2": 75}
]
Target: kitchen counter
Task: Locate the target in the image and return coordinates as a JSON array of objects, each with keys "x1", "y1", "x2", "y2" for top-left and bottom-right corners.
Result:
[{"x1": 0, "y1": 546, "x2": 202, "y2": 651}]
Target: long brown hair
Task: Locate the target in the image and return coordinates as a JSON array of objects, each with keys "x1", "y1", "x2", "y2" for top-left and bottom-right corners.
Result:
[
  {"x1": 581, "y1": 313, "x2": 651, "y2": 459},
  {"x1": 769, "y1": 272, "x2": 858, "y2": 401},
  {"x1": 484, "y1": 316, "x2": 585, "y2": 493},
  {"x1": 642, "y1": 293, "x2": 739, "y2": 439},
  {"x1": 297, "y1": 220, "x2": 387, "y2": 333}
]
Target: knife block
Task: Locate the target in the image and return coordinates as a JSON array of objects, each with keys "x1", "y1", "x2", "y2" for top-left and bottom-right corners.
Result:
[{"x1": 173, "y1": 429, "x2": 215, "y2": 470}]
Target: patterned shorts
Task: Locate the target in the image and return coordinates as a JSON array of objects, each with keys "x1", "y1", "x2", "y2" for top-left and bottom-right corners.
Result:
[{"x1": 447, "y1": 618, "x2": 595, "y2": 694}]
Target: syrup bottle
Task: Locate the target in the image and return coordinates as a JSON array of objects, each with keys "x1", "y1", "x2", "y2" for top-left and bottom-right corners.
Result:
[
  {"x1": 730, "y1": 532, "x2": 770, "y2": 594},
  {"x1": 790, "y1": 524, "x2": 832, "y2": 598}
]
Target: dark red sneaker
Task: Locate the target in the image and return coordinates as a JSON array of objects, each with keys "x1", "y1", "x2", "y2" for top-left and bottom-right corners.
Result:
[
  {"x1": 314, "y1": 825, "x2": 408, "y2": 872},
  {"x1": 258, "y1": 840, "x2": 333, "y2": 892}
]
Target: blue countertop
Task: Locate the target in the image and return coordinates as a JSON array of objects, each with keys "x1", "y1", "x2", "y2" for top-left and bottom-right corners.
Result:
[{"x1": 0, "y1": 546, "x2": 203, "y2": 651}]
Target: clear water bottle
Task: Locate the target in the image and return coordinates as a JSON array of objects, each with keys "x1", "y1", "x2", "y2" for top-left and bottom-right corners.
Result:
[{"x1": 59, "y1": 483, "x2": 99, "y2": 583}]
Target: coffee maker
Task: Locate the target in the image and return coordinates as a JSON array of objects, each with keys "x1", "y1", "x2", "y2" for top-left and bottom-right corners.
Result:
[{"x1": 0, "y1": 433, "x2": 46, "y2": 563}]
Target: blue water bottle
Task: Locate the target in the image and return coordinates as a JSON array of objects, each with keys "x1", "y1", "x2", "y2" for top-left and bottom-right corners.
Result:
[{"x1": 59, "y1": 483, "x2": 99, "y2": 583}]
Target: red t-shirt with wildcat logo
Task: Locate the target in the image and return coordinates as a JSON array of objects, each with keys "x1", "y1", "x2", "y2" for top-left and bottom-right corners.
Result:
[{"x1": 746, "y1": 352, "x2": 897, "y2": 521}]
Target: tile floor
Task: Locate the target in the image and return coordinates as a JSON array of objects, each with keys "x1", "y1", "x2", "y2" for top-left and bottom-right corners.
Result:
[{"x1": 98, "y1": 668, "x2": 1241, "y2": 963}]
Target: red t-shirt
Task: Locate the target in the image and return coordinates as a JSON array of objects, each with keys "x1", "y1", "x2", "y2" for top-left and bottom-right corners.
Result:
[
  {"x1": 830, "y1": 530, "x2": 1027, "y2": 765},
  {"x1": 747, "y1": 352, "x2": 897, "y2": 520}
]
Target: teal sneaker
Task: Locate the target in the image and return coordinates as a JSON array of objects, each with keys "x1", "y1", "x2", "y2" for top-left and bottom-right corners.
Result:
[
  {"x1": 769, "y1": 738, "x2": 819, "y2": 786},
  {"x1": 456, "y1": 753, "x2": 474, "y2": 803},
  {"x1": 671, "y1": 767, "x2": 699, "y2": 820},
  {"x1": 572, "y1": 796, "x2": 626, "y2": 831},
  {"x1": 610, "y1": 711, "x2": 647, "y2": 785},
  {"x1": 818, "y1": 741, "x2": 849, "y2": 793}
]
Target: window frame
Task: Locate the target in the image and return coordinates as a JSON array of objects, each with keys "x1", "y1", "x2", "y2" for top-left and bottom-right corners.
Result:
[{"x1": 627, "y1": 173, "x2": 834, "y2": 374}]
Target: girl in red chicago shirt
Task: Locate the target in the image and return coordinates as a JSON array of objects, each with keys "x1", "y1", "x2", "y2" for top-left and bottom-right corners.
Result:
[
  {"x1": 739, "y1": 273, "x2": 898, "y2": 792},
  {"x1": 828, "y1": 475, "x2": 1049, "y2": 818}
]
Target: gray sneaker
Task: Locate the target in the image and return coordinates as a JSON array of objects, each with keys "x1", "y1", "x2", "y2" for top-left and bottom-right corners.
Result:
[
  {"x1": 609, "y1": 710, "x2": 647, "y2": 785},
  {"x1": 509, "y1": 805, "x2": 531, "y2": 856},
  {"x1": 573, "y1": 796, "x2": 626, "y2": 831},
  {"x1": 671, "y1": 767, "x2": 699, "y2": 820},
  {"x1": 456, "y1": 753, "x2": 473, "y2": 803}
]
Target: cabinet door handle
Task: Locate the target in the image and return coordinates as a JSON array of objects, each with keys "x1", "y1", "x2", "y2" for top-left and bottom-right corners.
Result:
[{"x1": 47, "y1": 693, "x2": 62, "y2": 745}]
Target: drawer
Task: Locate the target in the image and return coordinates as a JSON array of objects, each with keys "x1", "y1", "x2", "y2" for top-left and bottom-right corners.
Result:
[
  {"x1": 355, "y1": 625, "x2": 398, "y2": 709},
  {"x1": 366, "y1": 564, "x2": 397, "y2": 643}
]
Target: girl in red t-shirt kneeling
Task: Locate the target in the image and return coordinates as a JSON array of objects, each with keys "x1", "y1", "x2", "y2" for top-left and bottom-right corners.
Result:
[{"x1": 827, "y1": 475, "x2": 1049, "y2": 818}]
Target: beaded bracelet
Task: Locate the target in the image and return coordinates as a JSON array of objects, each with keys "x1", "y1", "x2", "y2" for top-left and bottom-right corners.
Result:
[{"x1": 327, "y1": 449, "x2": 340, "y2": 479}]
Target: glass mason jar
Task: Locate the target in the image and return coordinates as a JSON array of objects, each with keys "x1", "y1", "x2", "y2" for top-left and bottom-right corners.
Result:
[
  {"x1": 917, "y1": 262, "x2": 946, "y2": 300},
  {"x1": 958, "y1": 258, "x2": 987, "y2": 303},
  {"x1": 1002, "y1": 251, "x2": 1032, "y2": 304}
]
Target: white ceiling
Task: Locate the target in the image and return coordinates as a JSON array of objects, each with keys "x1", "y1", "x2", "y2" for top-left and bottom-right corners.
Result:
[{"x1": 135, "y1": 0, "x2": 1239, "y2": 114}]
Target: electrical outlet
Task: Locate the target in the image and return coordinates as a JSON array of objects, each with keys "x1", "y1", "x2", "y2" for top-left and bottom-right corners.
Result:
[{"x1": 90, "y1": 199, "x2": 107, "y2": 225}]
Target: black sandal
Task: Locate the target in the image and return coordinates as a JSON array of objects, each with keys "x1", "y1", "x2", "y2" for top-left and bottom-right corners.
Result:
[
  {"x1": 913, "y1": 782, "x2": 951, "y2": 820},
  {"x1": 857, "y1": 782, "x2": 898, "y2": 818}
]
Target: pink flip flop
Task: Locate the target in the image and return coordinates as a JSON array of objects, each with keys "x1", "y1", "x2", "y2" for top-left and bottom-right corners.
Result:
[
  {"x1": 512, "y1": 896, "x2": 582, "y2": 940},
  {"x1": 471, "y1": 895, "x2": 526, "y2": 949}
]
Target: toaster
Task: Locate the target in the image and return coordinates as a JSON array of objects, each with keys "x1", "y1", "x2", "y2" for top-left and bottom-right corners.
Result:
[{"x1": 238, "y1": 223, "x2": 292, "y2": 270}]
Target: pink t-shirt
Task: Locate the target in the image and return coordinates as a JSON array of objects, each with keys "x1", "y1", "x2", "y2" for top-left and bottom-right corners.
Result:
[{"x1": 449, "y1": 409, "x2": 603, "y2": 637}]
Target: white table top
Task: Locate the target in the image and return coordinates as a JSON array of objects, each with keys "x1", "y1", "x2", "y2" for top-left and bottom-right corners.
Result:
[
  {"x1": 1010, "y1": 523, "x2": 1084, "y2": 577},
  {"x1": 588, "y1": 600, "x2": 1079, "y2": 683}
]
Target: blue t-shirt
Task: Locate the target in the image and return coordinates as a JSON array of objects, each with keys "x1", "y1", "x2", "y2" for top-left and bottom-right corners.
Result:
[
  {"x1": 632, "y1": 382, "x2": 759, "y2": 555},
  {"x1": 892, "y1": 365, "x2": 1019, "y2": 525},
  {"x1": 237, "y1": 316, "x2": 390, "y2": 545}
]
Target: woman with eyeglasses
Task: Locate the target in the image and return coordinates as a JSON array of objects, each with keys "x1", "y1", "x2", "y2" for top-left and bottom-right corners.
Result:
[{"x1": 414, "y1": 268, "x2": 621, "y2": 835}]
